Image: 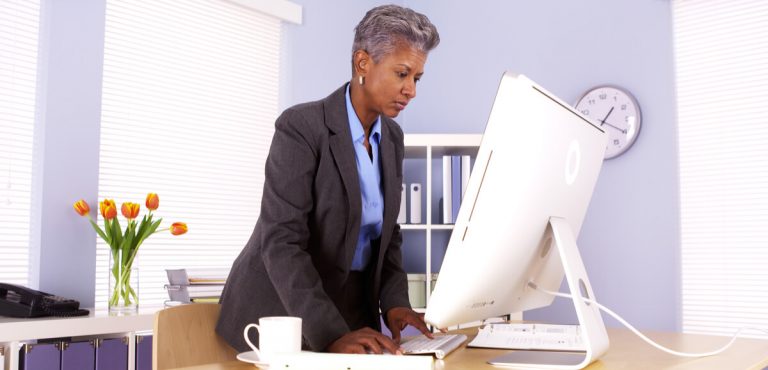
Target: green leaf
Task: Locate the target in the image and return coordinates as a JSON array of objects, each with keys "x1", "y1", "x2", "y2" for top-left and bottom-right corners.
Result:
[
  {"x1": 135, "y1": 214, "x2": 151, "y2": 244},
  {"x1": 134, "y1": 217, "x2": 162, "y2": 248},
  {"x1": 103, "y1": 218, "x2": 112, "y2": 244},
  {"x1": 148, "y1": 218, "x2": 163, "y2": 235},
  {"x1": 120, "y1": 225, "x2": 134, "y2": 266},
  {"x1": 90, "y1": 219, "x2": 109, "y2": 244},
  {"x1": 111, "y1": 217, "x2": 123, "y2": 249}
]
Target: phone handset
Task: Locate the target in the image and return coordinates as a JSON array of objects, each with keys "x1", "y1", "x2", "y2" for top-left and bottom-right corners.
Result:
[{"x1": 0, "y1": 282, "x2": 89, "y2": 318}]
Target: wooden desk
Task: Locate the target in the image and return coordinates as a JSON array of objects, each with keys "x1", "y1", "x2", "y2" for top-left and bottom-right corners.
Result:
[{"x1": 169, "y1": 327, "x2": 768, "y2": 370}]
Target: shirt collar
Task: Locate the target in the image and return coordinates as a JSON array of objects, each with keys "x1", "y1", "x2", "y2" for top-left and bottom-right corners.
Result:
[{"x1": 345, "y1": 84, "x2": 381, "y2": 143}]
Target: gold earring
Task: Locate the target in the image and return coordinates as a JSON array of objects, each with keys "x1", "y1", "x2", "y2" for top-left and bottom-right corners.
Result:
[{"x1": 359, "y1": 76, "x2": 364, "y2": 85}]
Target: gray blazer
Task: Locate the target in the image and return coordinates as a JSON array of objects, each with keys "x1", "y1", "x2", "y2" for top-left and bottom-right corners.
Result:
[{"x1": 215, "y1": 84, "x2": 411, "y2": 352}]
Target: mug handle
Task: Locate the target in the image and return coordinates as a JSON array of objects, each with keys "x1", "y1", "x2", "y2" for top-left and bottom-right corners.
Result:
[{"x1": 243, "y1": 323, "x2": 262, "y2": 357}]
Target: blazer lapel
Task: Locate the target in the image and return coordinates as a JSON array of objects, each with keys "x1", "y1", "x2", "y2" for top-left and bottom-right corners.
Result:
[{"x1": 324, "y1": 84, "x2": 362, "y2": 271}]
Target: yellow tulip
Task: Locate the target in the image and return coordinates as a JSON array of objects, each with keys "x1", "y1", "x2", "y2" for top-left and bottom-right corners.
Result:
[
  {"x1": 100, "y1": 199, "x2": 117, "y2": 220},
  {"x1": 145, "y1": 193, "x2": 159, "y2": 211},
  {"x1": 170, "y1": 222, "x2": 188, "y2": 235},
  {"x1": 121, "y1": 202, "x2": 140, "y2": 220},
  {"x1": 73, "y1": 199, "x2": 90, "y2": 216}
]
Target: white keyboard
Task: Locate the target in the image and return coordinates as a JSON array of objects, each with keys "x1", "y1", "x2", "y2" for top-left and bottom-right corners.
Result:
[
  {"x1": 401, "y1": 334, "x2": 467, "y2": 359},
  {"x1": 468, "y1": 323, "x2": 586, "y2": 352}
]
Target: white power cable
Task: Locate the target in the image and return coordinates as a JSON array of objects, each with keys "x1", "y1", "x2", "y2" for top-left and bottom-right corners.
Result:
[{"x1": 528, "y1": 281, "x2": 768, "y2": 358}]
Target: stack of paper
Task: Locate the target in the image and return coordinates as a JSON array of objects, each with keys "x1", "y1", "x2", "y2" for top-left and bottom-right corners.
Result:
[
  {"x1": 164, "y1": 268, "x2": 229, "y2": 304},
  {"x1": 269, "y1": 352, "x2": 433, "y2": 370}
]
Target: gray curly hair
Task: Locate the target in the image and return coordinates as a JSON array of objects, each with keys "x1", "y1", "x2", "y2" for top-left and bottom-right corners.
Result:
[{"x1": 352, "y1": 5, "x2": 440, "y2": 72}]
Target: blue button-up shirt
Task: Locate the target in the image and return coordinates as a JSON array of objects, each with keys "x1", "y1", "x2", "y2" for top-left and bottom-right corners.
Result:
[{"x1": 345, "y1": 84, "x2": 384, "y2": 271}]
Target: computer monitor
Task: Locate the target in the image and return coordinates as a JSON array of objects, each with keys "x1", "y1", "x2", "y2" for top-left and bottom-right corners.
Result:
[{"x1": 424, "y1": 72, "x2": 610, "y2": 368}]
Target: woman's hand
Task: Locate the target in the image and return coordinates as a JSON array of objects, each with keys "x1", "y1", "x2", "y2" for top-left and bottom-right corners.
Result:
[
  {"x1": 326, "y1": 327, "x2": 402, "y2": 354},
  {"x1": 385, "y1": 307, "x2": 432, "y2": 344}
]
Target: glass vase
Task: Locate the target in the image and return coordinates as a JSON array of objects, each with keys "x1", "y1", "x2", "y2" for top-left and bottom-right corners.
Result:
[{"x1": 108, "y1": 258, "x2": 139, "y2": 314}]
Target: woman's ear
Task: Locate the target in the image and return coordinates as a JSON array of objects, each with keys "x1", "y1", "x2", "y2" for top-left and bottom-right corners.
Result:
[{"x1": 353, "y1": 49, "x2": 370, "y2": 76}]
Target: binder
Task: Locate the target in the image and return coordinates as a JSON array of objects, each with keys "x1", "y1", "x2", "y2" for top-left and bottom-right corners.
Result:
[
  {"x1": 461, "y1": 155, "x2": 472, "y2": 199},
  {"x1": 442, "y1": 156, "x2": 453, "y2": 223},
  {"x1": 451, "y1": 156, "x2": 461, "y2": 223},
  {"x1": 409, "y1": 183, "x2": 422, "y2": 224},
  {"x1": 19, "y1": 343, "x2": 60, "y2": 370},
  {"x1": 135, "y1": 335, "x2": 152, "y2": 370},
  {"x1": 61, "y1": 341, "x2": 95, "y2": 370},
  {"x1": 397, "y1": 182, "x2": 406, "y2": 224},
  {"x1": 95, "y1": 338, "x2": 127, "y2": 370}
]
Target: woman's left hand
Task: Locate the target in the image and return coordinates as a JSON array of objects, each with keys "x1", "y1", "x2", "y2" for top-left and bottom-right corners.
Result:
[{"x1": 384, "y1": 307, "x2": 432, "y2": 343}]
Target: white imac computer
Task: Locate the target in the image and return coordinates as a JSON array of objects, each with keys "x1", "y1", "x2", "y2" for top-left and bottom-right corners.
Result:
[{"x1": 425, "y1": 72, "x2": 610, "y2": 369}]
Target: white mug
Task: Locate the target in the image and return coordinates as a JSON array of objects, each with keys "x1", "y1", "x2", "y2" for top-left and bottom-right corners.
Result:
[{"x1": 243, "y1": 316, "x2": 302, "y2": 363}]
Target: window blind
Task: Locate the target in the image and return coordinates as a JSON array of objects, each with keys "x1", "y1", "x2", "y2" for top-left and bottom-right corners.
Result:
[
  {"x1": 0, "y1": 0, "x2": 40, "y2": 285},
  {"x1": 673, "y1": 0, "x2": 768, "y2": 338},
  {"x1": 97, "y1": 0, "x2": 281, "y2": 307}
]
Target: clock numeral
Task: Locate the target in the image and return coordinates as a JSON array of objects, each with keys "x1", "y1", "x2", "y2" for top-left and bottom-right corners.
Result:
[
  {"x1": 588, "y1": 99, "x2": 596, "y2": 105},
  {"x1": 613, "y1": 139, "x2": 620, "y2": 145},
  {"x1": 621, "y1": 104, "x2": 627, "y2": 111},
  {"x1": 581, "y1": 109, "x2": 590, "y2": 115},
  {"x1": 599, "y1": 93, "x2": 607, "y2": 100}
]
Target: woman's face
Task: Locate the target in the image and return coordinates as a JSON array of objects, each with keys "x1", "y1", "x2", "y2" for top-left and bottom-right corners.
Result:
[{"x1": 359, "y1": 44, "x2": 427, "y2": 119}]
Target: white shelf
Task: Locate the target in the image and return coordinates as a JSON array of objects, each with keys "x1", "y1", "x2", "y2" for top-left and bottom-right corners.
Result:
[
  {"x1": 400, "y1": 224, "x2": 455, "y2": 231},
  {"x1": 0, "y1": 306, "x2": 160, "y2": 342},
  {"x1": 404, "y1": 134, "x2": 482, "y2": 147},
  {"x1": 404, "y1": 134, "x2": 481, "y2": 158}
]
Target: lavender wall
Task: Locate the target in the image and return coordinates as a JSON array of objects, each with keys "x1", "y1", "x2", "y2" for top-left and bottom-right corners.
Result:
[
  {"x1": 33, "y1": 0, "x2": 106, "y2": 307},
  {"x1": 282, "y1": 0, "x2": 680, "y2": 331}
]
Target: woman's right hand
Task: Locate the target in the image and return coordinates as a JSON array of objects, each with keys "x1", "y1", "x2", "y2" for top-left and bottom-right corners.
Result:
[{"x1": 326, "y1": 327, "x2": 402, "y2": 355}]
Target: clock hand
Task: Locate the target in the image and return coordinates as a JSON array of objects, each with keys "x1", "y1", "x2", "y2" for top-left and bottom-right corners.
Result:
[
  {"x1": 602, "y1": 120, "x2": 627, "y2": 134},
  {"x1": 599, "y1": 107, "x2": 615, "y2": 125}
]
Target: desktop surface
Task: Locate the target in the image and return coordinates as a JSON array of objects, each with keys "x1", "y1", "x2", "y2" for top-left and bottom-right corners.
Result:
[{"x1": 167, "y1": 327, "x2": 768, "y2": 370}]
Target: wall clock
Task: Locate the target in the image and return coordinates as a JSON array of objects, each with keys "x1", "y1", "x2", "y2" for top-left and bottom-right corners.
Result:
[{"x1": 575, "y1": 86, "x2": 642, "y2": 159}]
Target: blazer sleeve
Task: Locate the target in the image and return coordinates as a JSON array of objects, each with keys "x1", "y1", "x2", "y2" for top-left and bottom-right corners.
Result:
[
  {"x1": 378, "y1": 224, "x2": 412, "y2": 315},
  {"x1": 258, "y1": 108, "x2": 350, "y2": 351}
]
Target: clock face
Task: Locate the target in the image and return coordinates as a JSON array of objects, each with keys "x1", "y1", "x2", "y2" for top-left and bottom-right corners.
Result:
[{"x1": 575, "y1": 86, "x2": 641, "y2": 159}]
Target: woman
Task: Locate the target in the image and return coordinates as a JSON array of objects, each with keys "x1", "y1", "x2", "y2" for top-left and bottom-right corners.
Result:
[{"x1": 216, "y1": 5, "x2": 440, "y2": 355}]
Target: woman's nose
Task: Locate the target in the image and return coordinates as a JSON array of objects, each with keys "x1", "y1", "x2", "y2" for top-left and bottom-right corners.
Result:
[{"x1": 403, "y1": 79, "x2": 417, "y2": 99}]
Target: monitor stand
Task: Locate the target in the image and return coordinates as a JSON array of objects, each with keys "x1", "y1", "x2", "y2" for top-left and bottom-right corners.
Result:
[{"x1": 488, "y1": 216, "x2": 610, "y2": 369}]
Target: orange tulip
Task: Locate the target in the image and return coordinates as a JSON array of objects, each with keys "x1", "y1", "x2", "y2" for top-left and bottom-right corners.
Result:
[
  {"x1": 170, "y1": 222, "x2": 188, "y2": 235},
  {"x1": 73, "y1": 199, "x2": 90, "y2": 216},
  {"x1": 100, "y1": 199, "x2": 117, "y2": 220},
  {"x1": 121, "y1": 202, "x2": 140, "y2": 219},
  {"x1": 145, "y1": 193, "x2": 159, "y2": 211}
]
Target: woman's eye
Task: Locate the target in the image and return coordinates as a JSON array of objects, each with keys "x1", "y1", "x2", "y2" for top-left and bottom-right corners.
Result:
[
  {"x1": 397, "y1": 71, "x2": 408, "y2": 78},
  {"x1": 415, "y1": 77, "x2": 421, "y2": 83}
]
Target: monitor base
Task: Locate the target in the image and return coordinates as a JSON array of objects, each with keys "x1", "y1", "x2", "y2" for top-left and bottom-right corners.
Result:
[
  {"x1": 488, "y1": 217, "x2": 610, "y2": 369},
  {"x1": 489, "y1": 350, "x2": 587, "y2": 368}
]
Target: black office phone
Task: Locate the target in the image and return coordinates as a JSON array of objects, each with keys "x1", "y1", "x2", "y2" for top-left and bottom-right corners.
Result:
[{"x1": 0, "y1": 282, "x2": 89, "y2": 318}]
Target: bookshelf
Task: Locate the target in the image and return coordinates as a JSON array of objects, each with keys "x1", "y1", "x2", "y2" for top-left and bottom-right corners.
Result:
[{"x1": 402, "y1": 134, "x2": 482, "y2": 308}]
